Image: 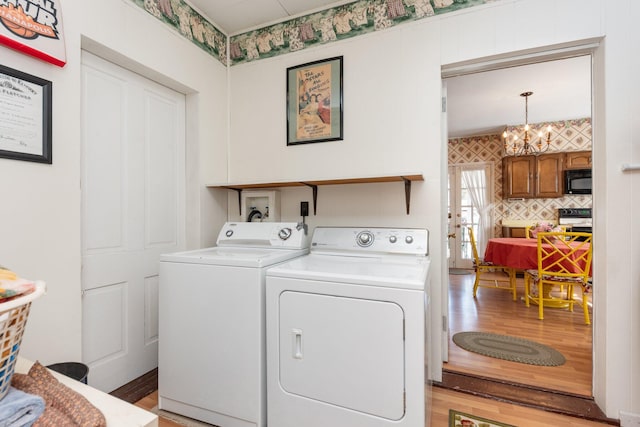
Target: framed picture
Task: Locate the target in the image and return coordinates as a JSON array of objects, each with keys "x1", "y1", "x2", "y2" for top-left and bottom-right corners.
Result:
[
  {"x1": 0, "y1": 65, "x2": 52, "y2": 164},
  {"x1": 287, "y1": 56, "x2": 343, "y2": 146}
]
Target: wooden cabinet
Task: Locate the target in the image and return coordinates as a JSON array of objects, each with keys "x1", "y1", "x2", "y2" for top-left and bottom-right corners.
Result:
[
  {"x1": 502, "y1": 156, "x2": 535, "y2": 198},
  {"x1": 565, "y1": 151, "x2": 592, "y2": 169},
  {"x1": 502, "y1": 153, "x2": 564, "y2": 199},
  {"x1": 536, "y1": 153, "x2": 564, "y2": 198}
]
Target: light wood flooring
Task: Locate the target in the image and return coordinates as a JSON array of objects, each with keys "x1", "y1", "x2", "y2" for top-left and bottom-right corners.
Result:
[
  {"x1": 128, "y1": 271, "x2": 616, "y2": 426},
  {"x1": 446, "y1": 270, "x2": 592, "y2": 396}
]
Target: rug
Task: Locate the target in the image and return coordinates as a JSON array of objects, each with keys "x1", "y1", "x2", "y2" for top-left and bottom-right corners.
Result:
[
  {"x1": 449, "y1": 409, "x2": 516, "y2": 427},
  {"x1": 452, "y1": 331, "x2": 566, "y2": 366},
  {"x1": 449, "y1": 268, "x2": 472, "y2": 275}
]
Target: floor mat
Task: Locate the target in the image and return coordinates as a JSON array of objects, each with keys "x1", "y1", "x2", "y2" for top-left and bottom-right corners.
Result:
[
  {"x1": 452, "y1": 331, "x2": 565, "y2": 366},
  {"x1": 449, "y1": 409, "x2": 516, "y2": 427}
]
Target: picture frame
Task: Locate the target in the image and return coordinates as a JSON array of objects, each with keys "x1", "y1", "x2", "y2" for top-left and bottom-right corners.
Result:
[
  {"x1": 0, "y1": 65, "x2": 53, "y2": 164},
  {"x1": 286, "y1": 56, "x2": 343, "y2": 146}
]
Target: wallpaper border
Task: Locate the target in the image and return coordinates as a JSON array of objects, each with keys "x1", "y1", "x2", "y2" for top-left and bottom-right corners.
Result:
[{"x1": 130, "y1": 0, "x2": 498, "y2": 66}]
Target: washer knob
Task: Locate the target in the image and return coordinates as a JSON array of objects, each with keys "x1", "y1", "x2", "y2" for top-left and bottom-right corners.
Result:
[
  {"x1": 405, "y1": 235, "x2": 414, "y2": 244},
  {"x1": 389, "y1": 235, "x2": 397, "y2": 243},
  {"x1": 278, "y1": 228, "x2": 292, "y2": 240},
  {"x1": 357, "y1": 231, "x2": 374, "y2": 247},
  {"x1": 225, "y1": 230, "x2": 233, "y2": 237}
]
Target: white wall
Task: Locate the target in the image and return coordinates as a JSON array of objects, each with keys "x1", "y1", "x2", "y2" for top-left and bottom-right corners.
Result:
[
  {"x1": 0, "y1": 0, "x2": 228, "y2": 365},
  {"x1": 228, "y1": 0, "x2": 640, "y2": 419},
  {"x1": 229, "y1": 22, "x2": 446, "y2": 379}
]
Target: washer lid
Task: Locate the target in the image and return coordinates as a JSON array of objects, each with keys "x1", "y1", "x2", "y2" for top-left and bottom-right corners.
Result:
[
  {"x1": 160, "y1": 246, "x2": 309, "y2": 267},
  {"x1": 266, "y1": 253, "x2": 430, "y2": 290}
]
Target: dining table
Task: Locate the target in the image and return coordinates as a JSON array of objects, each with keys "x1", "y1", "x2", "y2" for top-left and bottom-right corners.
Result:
[
  {"x1": 484, "y1": 237, "x2": 592, "y2": 307},
  {"x1": 484, "y1": 237, "x2": 592, "y2": 274}
]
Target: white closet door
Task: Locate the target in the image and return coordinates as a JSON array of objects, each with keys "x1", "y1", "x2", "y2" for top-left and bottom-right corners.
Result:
[
  {"x1": 278, "y1": 291, "x2": 405, "y2": 420},
  {"x1": 81, "y1": 51, "x2": 185, "y2": 392}
]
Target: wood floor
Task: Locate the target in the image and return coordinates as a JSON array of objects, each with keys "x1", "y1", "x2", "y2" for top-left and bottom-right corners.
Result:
[
  {"x1": 121, "y1": 271, "x2": 618, "y2": 426},
  {"x1": 446, "y1": 271, "x2": 592, "y2": 396}
]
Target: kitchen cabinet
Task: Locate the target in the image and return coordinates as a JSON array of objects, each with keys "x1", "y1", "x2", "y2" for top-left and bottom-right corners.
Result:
[
  {"x1": 502, "y1": 153, "x2": 564, "y2": 199},
  {"x1": 565, "y1": 151, "x2": 592, "y2": 169}
]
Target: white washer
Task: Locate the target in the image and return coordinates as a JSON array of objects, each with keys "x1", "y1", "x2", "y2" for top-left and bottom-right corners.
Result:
[
  {"x1": 266, "y1": 226, "x2": 431, "y2": 427},
  {"x1": 158, "y1": 222, "x2": 309, "y2": 427}
]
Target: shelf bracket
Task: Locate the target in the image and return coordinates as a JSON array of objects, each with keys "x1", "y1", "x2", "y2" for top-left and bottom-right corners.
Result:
[
  {"x1": 301, "y1": 183, "x2": 318, "y2": 215},
  {"x1": 223, "y1": 187, "x2": 243, "y2": 216},
  {"x1": 402, "y1": 177, "x2": 411, "y2": 215}
]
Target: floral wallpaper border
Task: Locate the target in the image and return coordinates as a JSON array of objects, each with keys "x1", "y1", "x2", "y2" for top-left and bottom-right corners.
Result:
[
  {"x1": 130, "y1": 0, "x2": 228, "y2": 65},
  {"x1": 130, "y1": 0, "x2": 497, "y2": 66}
]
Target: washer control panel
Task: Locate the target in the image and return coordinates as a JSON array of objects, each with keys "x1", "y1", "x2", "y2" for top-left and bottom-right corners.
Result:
[
  {"x1": 216, "y1": 222, "x2": 309, "y2": 249},
  {"x1": 311, "y1": 227, "x2": 429, "y2": 256}
]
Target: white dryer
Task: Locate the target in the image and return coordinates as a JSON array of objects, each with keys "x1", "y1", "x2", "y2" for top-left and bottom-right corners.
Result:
[
  {"x1": 158, "y1": 222, "x2": 309, "y2": 427},
  {"x1": 266, "y1": 226, "x2": 431, "y2": 427}
]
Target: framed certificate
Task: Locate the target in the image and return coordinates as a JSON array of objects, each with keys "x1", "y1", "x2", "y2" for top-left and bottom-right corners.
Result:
[{"x1": 0, "y1": 65, "x2": 52, "y2": 164}]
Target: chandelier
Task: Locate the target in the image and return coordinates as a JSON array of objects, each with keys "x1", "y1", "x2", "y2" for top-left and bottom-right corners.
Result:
[{"x1": 503, "y1": 91, "x2": 552, "y2": 156}]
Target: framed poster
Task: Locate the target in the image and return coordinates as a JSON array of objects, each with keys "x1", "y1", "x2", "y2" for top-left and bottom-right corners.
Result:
[
  {"x1": 0, "y1": 65, "x2": 52, "y2": 164},
  {"x1": 287, "y1": 56, "x2": 343, "y2": 146}
]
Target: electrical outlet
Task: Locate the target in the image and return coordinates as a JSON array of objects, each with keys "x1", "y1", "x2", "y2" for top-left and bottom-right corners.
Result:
[
  {"x1": 621, "y1": 411, "x2": 640, "y2": 426},
  {"x1": 300, "y1": 201, "x2": 309, "y2": 217}
]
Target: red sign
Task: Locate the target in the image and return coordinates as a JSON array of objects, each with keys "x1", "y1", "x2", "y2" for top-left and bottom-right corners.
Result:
[{"x1": 0, "y1": 0, "x2": 66, "y2": 67}]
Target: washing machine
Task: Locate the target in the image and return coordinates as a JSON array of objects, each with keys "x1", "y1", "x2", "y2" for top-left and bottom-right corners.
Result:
[
  {"x1": 158, "y1": 222, "x2": 309, "y2": 427},
  {"x1": 266, "y1": 226, "x2": 431, "y2": 427}
]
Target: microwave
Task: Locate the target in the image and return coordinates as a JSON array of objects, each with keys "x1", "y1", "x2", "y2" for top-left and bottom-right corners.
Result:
[{"x1": 565, "y1": 169, "x2": 592, "y2": 194}]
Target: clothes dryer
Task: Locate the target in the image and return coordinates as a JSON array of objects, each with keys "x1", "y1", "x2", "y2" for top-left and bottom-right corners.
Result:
[
  {"x1": 266, "y1": 226, "x2": 431, "y2": 427},
  {"x1": 158, "y1": 222, "x2": 309, "y2": 427}
]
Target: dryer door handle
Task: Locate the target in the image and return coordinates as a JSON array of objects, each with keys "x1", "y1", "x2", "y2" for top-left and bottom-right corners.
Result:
[{"x1": 292, "y1": 329, "x2": 303, "y2": 360}]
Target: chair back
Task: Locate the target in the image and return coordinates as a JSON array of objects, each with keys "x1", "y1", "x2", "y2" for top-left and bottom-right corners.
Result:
[
  {"x1": 536, "y1": 232, "x2": 592, "y2": 279},
  {"x1": 467, "y1": 226, "x2": 481, "y2": 265}
]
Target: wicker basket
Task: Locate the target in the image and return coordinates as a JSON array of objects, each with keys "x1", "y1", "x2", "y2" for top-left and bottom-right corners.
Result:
[{"x1": 0, "y1": 281, "x2": 45, "y2": 400}]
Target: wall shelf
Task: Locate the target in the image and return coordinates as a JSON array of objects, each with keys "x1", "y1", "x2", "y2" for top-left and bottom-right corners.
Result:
[{"x1": 208, "y1": 174, "x2": 424, "y2": 215}]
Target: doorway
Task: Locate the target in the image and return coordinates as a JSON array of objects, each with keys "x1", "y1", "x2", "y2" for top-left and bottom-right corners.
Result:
[{"x1": 443, "y1": 53, "x2": 594, "y2": 396}]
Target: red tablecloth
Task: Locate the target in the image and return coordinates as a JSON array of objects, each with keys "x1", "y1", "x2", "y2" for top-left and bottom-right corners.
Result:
[{"x1": 484, "y1": 237, "x2": 592, "y2": 274}]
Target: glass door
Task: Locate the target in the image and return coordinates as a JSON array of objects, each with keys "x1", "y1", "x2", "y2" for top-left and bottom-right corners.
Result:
[{"x1": 448, "y1": 163, "x2": 491, "y2": 269}]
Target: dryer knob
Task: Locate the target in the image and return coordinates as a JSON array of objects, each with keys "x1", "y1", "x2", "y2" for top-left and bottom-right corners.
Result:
[
  {"x1": 278, "y1": 228, "x2": 292, "y2": 240},
  {"x1": 357, "y1": 231, "x2": 374, "y2": 247},
  {"x1": 225, "y1": 230, "x2": 233, "y2": 237},
  {"x1": 405, "y1": 235, "x2": 414, "y2": 244},
  {"x1": 389, "y1": 235, "x2": 397, "y2": 243}
]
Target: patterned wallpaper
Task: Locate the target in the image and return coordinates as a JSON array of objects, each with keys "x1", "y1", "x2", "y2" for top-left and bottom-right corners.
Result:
[
  {"x1": 228, "y1": 0, "x2": 495, "y2": 65},
  {"x1": 448, "y1": 118, "x2": 593, "y2": 237},
  {"x1": 131, "y1": 0, "x2": 497, "y2": 66}
]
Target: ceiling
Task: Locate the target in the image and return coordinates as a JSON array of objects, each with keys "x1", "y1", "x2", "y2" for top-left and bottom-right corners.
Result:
[
  {"x1": 187, "y1": 1, "x2": 592, "y2": 139},
  {"x1": 189, "y1": 0, "x2": 353, "y2": 35},
  {"x1": 445, "y1": 55, "x2": 592, "y2": 138}
]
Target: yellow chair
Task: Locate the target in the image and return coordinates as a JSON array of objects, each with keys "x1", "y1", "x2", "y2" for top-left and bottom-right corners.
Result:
[
  {"x1": 524, "y1": 231, "x2": 593, "y2": 324},
  {"x1": 468, "y1": 227, "x2": 517, "y2": 301}
]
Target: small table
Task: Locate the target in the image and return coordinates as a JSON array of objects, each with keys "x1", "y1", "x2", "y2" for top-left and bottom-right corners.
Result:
[{"x1": 484, "y1": 237, "x2": 591, "y2": 307}]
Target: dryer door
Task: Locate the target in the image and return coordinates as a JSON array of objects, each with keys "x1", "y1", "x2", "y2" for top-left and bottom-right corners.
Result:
[{"x1": 278, "y1": 291, "x2": 405, "y2": 420}]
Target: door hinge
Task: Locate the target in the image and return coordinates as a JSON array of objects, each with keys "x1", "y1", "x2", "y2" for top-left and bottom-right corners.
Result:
[
  {"x1": 403, "y1": 318, "x2": 406, "y2": 341},
  {"x1": 442, "y1": 97, "x2": 447, "y2": 113},
  {"x1": 442, "y1": 315, "x2": 448, "y2": 332},
  {"x1": 403, "y1": 390, "x2": 406, "y2": 411}
]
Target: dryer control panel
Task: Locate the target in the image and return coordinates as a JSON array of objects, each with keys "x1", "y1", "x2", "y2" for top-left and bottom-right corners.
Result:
[{"x1": 310, "y1": 227, "x2": 428, "y2": 256}]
